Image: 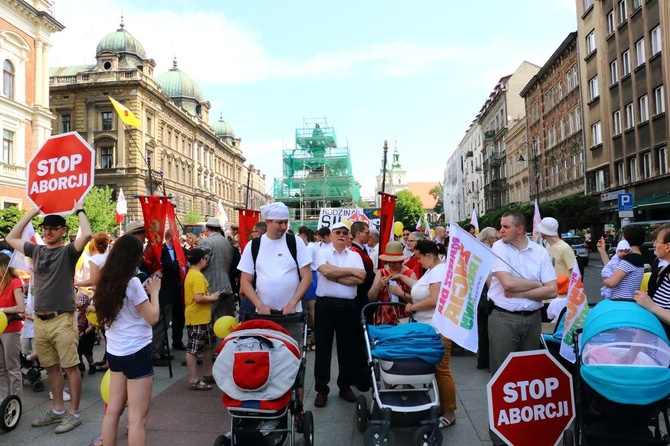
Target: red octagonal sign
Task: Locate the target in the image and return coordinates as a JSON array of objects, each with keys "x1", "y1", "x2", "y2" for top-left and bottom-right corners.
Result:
[
  {"x1": 26, "y1": 132, "x2": 95, "y2": 216},
  {"x1": 487, "y1": 350, "x2": 575, "y2": 446}
]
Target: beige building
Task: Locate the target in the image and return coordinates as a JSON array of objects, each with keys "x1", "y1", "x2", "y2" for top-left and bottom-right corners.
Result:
[
  {"x1": 0, "y1": 0, "x2": 63, "y2": 209},
  {"x1": 576, "y1": 0, "x2": 670, "y2": 221},
  {"x1": 49, "y1": 23, "x2": 264, "y2": 224}
]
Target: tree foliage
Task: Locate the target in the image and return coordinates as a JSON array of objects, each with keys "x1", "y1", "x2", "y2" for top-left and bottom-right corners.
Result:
[
  {"x1": 0, "y1": 206, "x2": 25, "y2": 238},
  {"x1": 183, "y1": 209, "x2": 204, "y2": 224},
  {"x1": 395, "y1": 190, "x2": 424, "y2": 229},
  {"x1": 428, "y1": 183, "x2": 444, "y2": 217},
  {"x1": 66, "y1": 186, "x2": 117, "y2": 236}
]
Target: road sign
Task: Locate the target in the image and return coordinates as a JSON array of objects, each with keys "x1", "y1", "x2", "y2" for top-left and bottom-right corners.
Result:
[
  {"x1": 26, "y1": 132, "x2": 95, "y2": 216},
  {"x1": 618, "y1": 193, "x2": 633, "y2": 211},
  {"x1": 487, "y1": 350, "x2": 575, "y2": 446}
]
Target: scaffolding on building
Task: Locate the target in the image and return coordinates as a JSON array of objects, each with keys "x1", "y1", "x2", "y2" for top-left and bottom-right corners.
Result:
[{"x1": 273, "y1": 118, "x2": 361, "y2": 229}]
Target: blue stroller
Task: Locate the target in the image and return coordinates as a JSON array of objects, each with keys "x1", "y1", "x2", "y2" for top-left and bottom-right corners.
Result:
[{"x1": 565, "y1": 299, "x2": 670, "y2": 445}]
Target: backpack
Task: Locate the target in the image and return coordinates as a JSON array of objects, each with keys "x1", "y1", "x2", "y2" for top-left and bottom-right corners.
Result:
[{"x1": 250, "y1": 233, "x2": 301, "y2": 289}]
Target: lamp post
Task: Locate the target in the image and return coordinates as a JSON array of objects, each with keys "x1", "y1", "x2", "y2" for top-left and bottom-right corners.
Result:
[{"x1": 518, "y1": 143, "x2": 541, "y2": 203}]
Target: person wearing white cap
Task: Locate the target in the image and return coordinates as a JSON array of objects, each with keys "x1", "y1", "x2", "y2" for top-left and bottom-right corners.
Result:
[
  {"x1": 197, "y1": 217, "x2": 235, "y2": 321},
  {"x1": 537, "y1": 217, "x2": 576, "y2": 278},
  {"x1": 238, "y1": 202, "x2": 312, "y2": 318},
  {"x1": 600, "y1": 239, "x2": 631, "y2": 299}
]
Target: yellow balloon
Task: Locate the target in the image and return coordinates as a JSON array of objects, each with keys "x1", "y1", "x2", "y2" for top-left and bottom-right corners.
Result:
[
  {"x1": 393, "y1": 221, "x2": 404, "y2": 236},
  {"x1": 86, "y1": 312, "x2": 98, "y2": 326},
  {"x1": 430, "y1": 228, "x2": 435, "y2": 238},
  {"x1": 213, "y1": 316, "x2": 239, "y2": 338},
  {"x1": 100, "y1": 369, "x2": 111, "y2": 404},
  {"x1": 640, "y1": 271, "x2": 652, "y2": 292},
  {"x1": 0, "y1": 311, "x2": 6, "y2": 334}
]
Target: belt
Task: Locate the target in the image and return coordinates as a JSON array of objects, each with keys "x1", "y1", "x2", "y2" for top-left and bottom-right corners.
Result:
[
  {"x1": 36, "y1": 311, "x2": 69, "y2": 321},
  {"x1": 493, "y1": 305, "x2": 539, "y2": 317}
]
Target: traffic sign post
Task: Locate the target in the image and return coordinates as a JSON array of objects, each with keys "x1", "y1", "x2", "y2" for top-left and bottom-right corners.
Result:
[
  {"x1": 487, "y1": 350, "x2": 575, "y2": 446},
  {"x1": 26, "y1": 132, "x2": 95, "y2": 216},
  {"x1": 618, "y1": 193, "x2": 634, "y2": 218}
]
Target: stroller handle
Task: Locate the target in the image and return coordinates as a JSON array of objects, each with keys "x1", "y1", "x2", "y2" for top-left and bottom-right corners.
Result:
[
  {"x1": 360, "y1": 302, "x2": 407, "y2": 326},
  {"x1": 241, "y1": 311, "x2": 309, "y2": 326}
]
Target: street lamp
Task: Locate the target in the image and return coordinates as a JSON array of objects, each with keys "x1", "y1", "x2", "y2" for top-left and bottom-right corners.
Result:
[{"x1": 518, "y1": 144, "x2": 541, "y2": 203}]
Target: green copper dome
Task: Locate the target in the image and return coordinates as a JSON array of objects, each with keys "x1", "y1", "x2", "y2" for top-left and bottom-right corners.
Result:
[
  {"x1": 96, "y1": 23, "x2": 146, "y2": 59},
  {"x1": 213, "y1": 115, "x2": 235, "y2": 138},
  {"x1": 155, "y1": 58, "x2": 204, "y2": 103}
]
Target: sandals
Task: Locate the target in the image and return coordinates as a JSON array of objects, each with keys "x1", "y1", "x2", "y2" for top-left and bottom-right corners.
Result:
[
  {"x1": 189, "y1": 379, "x2": 212, "y2": 391},
  {"x1": 306, "y1": 341, "x2": 316, "y2": 351},
  {"x1": 438, "y1": 416, "x2": 456, "y2": 429},
  {"x1": 202, "y1": 375, "x2": 216, "y2": 385}
]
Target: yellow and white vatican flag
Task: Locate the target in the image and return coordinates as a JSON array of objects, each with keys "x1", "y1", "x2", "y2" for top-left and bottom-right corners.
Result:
[
  {"x1": 432, "y1": 221, "x2": 497, "y2": 352},
  {"x1": 109, "y1": 96, "x2": 141, "y2": 128},
  {"x1": 470, "y1": 209, "x2": 479, "y2": 235}
]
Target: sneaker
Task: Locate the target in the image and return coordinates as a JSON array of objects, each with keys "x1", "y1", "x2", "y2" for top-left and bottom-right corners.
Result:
[
  {"x1": 31, "y1": 409, "x2": 65, "y2": 427},
  {"x1": 55, "y1": 413, "x2": 82, "y2": 434},
  {"x1": 49, "y1": 390, "x2": 71, "y2": 402},
  {"x1": 88, "y1": 365, "x2": 97, "y2": 375}
]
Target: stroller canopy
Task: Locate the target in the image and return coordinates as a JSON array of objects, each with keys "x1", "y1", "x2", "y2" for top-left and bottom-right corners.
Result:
[
  {"x1": 368, "y1": 322, "x2": 446, "y2": 365},
  {"x1": 580, "y1": 299, "x2": 670, "y2": 405}
]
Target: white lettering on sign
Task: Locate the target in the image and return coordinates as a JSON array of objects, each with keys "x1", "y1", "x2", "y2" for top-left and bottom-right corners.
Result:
[
  {"x1": 497, "y1": 400, "x2": 570, "y2": 425},
  {"x1": 502, "y1": 378, "x2": 559, "y2": 403},
  {"x1": 29, "y1": 173, "x2": 88, "y2": 194},
  {"x1": 36, "y1": 154, "x2": 83, "y2": 177}
]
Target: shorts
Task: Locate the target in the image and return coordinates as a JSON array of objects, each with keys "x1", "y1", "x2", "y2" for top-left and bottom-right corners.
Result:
[
  {"x1": 34, "y1": 312, "x2": 80, "y2": 369},
  {"x1": 303, "y1": 270, "x2": 318, "y2": 300},
  {"x1": 107, "y1": 344, "x2": 154, "y2": 380},
  {"x1": 186, "y1": 323, "x2": 217, "y2": 355}
]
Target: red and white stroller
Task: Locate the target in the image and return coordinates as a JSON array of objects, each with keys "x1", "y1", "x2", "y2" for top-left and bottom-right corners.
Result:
[{"x1": 212, "y1": 314, "x2": 314, "y2": 446}]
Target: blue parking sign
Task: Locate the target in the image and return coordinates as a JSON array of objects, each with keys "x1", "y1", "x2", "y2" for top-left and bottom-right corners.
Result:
[{"x1": 618, "y1": 193, "x2": 633, "y2": 211}]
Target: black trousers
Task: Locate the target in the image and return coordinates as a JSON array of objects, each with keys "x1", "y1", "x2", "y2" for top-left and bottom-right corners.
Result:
[{"x1": 314, "y1": 297, "x2": 360, "y2": 395}]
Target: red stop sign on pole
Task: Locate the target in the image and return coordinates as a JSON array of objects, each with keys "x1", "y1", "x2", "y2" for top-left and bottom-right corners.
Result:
[
  {"x1": 487, "y1": 350, "x2": 575, "y2": 446},
  {"x1": 26, "y1": 132, "x2": 95, "y2": 216}
]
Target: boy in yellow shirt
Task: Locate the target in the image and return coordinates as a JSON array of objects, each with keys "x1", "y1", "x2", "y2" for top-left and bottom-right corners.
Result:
[{"x1": 184, "y1": 248, "x2": 219, "y2": 390}]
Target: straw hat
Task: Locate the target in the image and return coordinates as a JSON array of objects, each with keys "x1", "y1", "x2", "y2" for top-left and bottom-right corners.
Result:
[{"x1": 378, "y1": 241, "x2": 408, "y2": 262}]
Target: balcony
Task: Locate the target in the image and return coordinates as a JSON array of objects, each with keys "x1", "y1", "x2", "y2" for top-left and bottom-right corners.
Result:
[
  {"x1": 484, "y1": 130, "x2": 496, "y2": 140},
  {"x1": 489, "y1": 152, "x2": 504, "y2": 167},
  {"x1": 490, "y1": 178, "x2": 506, "y2": 190}
]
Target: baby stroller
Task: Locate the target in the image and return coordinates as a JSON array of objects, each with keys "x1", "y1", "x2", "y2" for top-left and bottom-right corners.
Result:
[
  {"x1": 357, "y1": 302, "x2": 445, "y2": 446},
  {"x1": 20, "y1": 352, "x2": 44, "y2": 392},
  {"x1": 565, "y1": 299, "x2": 670, "y2": 445},
  {"x1": 212, "y1": 312, "x2": 314, "y2": 446}
]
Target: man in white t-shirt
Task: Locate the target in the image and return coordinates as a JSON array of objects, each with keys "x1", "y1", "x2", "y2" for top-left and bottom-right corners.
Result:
[{"x1": 238, "y1": 202, "x2": 312, "y2": 315}]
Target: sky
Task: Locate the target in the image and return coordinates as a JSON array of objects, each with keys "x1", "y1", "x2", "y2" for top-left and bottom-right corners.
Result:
[{"x1": 49, "y1": 0, "x2": 578, "y2": 200}]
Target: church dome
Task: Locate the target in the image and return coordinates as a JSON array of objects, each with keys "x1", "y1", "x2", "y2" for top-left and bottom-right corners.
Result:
[
  {"x1": 96, "y1": 23, "x2": 146, "y2": 60},
  {"x1": 213, "y1": 115, "x2": 235, "y2": 138},
  {"x1": 155, "y1": 58, "x2": 204, "y2": 103}
]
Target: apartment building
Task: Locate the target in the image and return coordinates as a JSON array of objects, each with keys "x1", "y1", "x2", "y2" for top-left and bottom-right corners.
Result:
[
  {"x1": 521, "y1": 32, "x2": 585, "y2": 204},
  {"x1": 456, "y1": 120, "x2": 484, "y2": 218},
  {"x1": 576, "y1": 0, "x2": 670, "y2": 221}
]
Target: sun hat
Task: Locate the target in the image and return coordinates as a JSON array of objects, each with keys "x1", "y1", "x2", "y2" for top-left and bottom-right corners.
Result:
[
  {"x1": 537, "y1": 217, "x2": 559, "y2": 237},
  {"x1": 125, "y1": 221, "x2": 145, "y2": 235},
  {"x1": 330, "y1": 221, "x2": 350, "y2": 232},
  {"x1": 206, "y1": 217, "x2": 221, "y2": 228},
  {"x1": 378, "y1": 241, "x2": 408, "y2": 262}
]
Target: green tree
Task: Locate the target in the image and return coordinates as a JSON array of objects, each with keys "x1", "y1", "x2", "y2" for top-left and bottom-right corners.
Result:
[
  {"x1": 66, "y1": 186, "x2": 117, "y2": 236},
  {"x1": 0, "y1": 206, "x2": 25, "y2": 238},
  {"x1": 428, "y1": 183, "x2": 444, "y2": 218},
  {"x1": 183, "y1": 209, "x2": 204, "y2": 224},
  {"x1": 395, "y1": 190, "x2": 424, "y2": 229}
]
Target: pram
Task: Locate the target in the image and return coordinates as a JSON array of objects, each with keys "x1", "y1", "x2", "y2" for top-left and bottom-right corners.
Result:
[
  {"x1": 565, "y1": 299, "x2": 670, "y2": 445},
  {"x1": 212, "y1": 312, "x2": 314, "y2": 446},
  {"x1": 357, "y1": 302, "x2": 445, "y2": 446},
  {"x1": 20, "y1": 352, "x2": 44, "y2": 392}
]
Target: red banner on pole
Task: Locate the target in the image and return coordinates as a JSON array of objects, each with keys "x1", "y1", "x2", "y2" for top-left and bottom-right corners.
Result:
[
  {"x1": 379, "y1": 192, "x2": 396, "y2": 267},
  {"x1": 139, "y1": 195, "x2": 167, "y2": 273},
  {"x1": 238, "y1": 208, "x2": 260, "y2": 251}
]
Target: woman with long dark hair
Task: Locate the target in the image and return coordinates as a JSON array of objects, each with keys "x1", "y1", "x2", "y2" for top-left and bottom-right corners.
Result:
[{"x1": 96, "y1": 234, "x2": 160, "y2": 446}]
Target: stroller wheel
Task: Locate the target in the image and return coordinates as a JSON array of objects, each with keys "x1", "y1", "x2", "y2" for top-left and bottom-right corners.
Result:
[
  {"x1": 213, "y1": 434, "x2": 231, "y2": 446},
  {"x1": 26, "y1": 368, "x2": 41, "y2": 382},
  {"x1": 364, "y1": 425, "x2": 395, "y2": 446},
  {"x1": 563, "y1": 429, "x2": 574, "y2": 446},
  {"x1": 302, "y1": 410, "x2": 314, "y2": 446},
  {"x1": 31, "y1": 381, "x2": 44, "y2": 392},
  {"x1": 0, "y1": 395, "x2": 22, "y2": 432},
  {"x1": 413, "y1": 425, "x2": 442, "y2": 446},
  {"x1": 355, "y1": 395, "x2": 368, "y2": 432}
]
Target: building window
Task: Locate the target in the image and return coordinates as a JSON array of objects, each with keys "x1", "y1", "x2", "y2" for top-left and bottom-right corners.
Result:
[
  {"x1": 635, "y1": 38, "x2": 646, "y2": 66},
  {"x1": 101, "y1": 147, "x2": 113, "y2": 169},
  {"x1": 575, "y1": 107, "x2": 581, "y2": 130},
  {"x1": 61, "y1": 114, "x2": 71, "y2": 133},
  {"x1": 586, "y1": 31, "x2": 596, "y2": 54},
  {"x1": 625, "y1": 102, "x2": 635, "y2": 128},
  {"x1": 616, "y1": 162, "x2": 625, "y2": 186},
  {"x1": 568, "y1": 112, "x2": 575, "y2": 134},
  {"x1": 101, "y1": 112, "x2": 113, "y2": 131},
  {"x1": 618, "y1": 0, "x2": 627, "y2": 24},
  {"x1": 592, "y1": 121, "x2": 602, "y2": 146},
  {"x1": 628, "y1": 157, "x2": 638, "y2": 182},
  {"x1": 651, "y1": 26, "x2": 662, "y2": 55},
  {"x1": 589, "y1": 76, "x2": 599, "y2": 100},
  {"x1": 557, "y1": 81, "x2": 563, "y2": 99},
  {"x1": 610, "y1": 60, "x2": 619, "y2": 84},
  {"x1": 657, "y1": 147, "x2": 668, "y2": 175},
  {"x1": 655, "y1": 85, "x2": 665, "y2": 115},
  {"x1": 622, "y1": 50, "x2": 631, "y2": 75},
  {"x1": 607, "y1": 11, "x2": 616, "y2": 35},
  {"x1": 566, "y1": 70, "x2": 573, "y2": 90},
  {"x1": 2, "y1": 60, "x2": 14, "y2": 100},
  {"x1": 584, "y1": 0, "x2": 594, "y2": 9},
  {"x1": 2, "y1": 130, "x2": 13, "y2": 164},
  {"x1": 639, "y1": 95, "x2": 649, "y2": 122},
  {"x1": 595, "y1": 170, "x2": 605, "y2": 192},
  {"x1": 632, "y1": 0, "x2": 642, "y2": 10},
  {"x1": 642, "y1": 152, "x2": 652, "y2": 179},
  {"x1": 613, "y1": 110, "x2": 622, "y2": 135}
]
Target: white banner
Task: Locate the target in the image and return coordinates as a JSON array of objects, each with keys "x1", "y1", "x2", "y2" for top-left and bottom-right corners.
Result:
[
  {"x1": 9, "y1": 222, "x2": 44, "y2": 275},
  {"x1": 317, "y1": 208, "x2": 379, "y2": 232},
  {"x1": 432, "y1": 222, "x2": 497, "y2": 352}
]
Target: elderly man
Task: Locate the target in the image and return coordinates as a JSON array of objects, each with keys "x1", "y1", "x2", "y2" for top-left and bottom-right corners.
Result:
[
  {"x1": 238, "y1": 202, "x2": 312, "y2": 316},
  {"x1": 367, "y1": 228, "x2": 380, "y2": 271},
  {"x1": 197, "y1": 217, "x2": 235, "y2": 321},
  {"x1": 313, "y1": 221, "x2": 366, "y2": 408},
  {"x1": 7, "y1": 202, "x2": 92, "y2": 434}
]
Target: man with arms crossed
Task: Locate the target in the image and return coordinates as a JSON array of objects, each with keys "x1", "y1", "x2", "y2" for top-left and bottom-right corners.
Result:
[{"x1": 7, "y1": 201, "x2": 92, "y2": 434}]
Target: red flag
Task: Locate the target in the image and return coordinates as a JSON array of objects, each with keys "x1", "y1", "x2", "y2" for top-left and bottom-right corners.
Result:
[
  {"x1": 378, "y1": 192, "x2": 396, "y2": 267},
  {"x1": 165, "y1": 201, "x2": 188, "y2": 282},
  {"x1": 238, "y1": 208, "x2": 260, "y2": 251},
  {"x1": 115, "y1": 188, "x2": 127, "y2": 224},
  {"x1": 139, "y1": 195, "x2": 167, "y2": 272}
]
